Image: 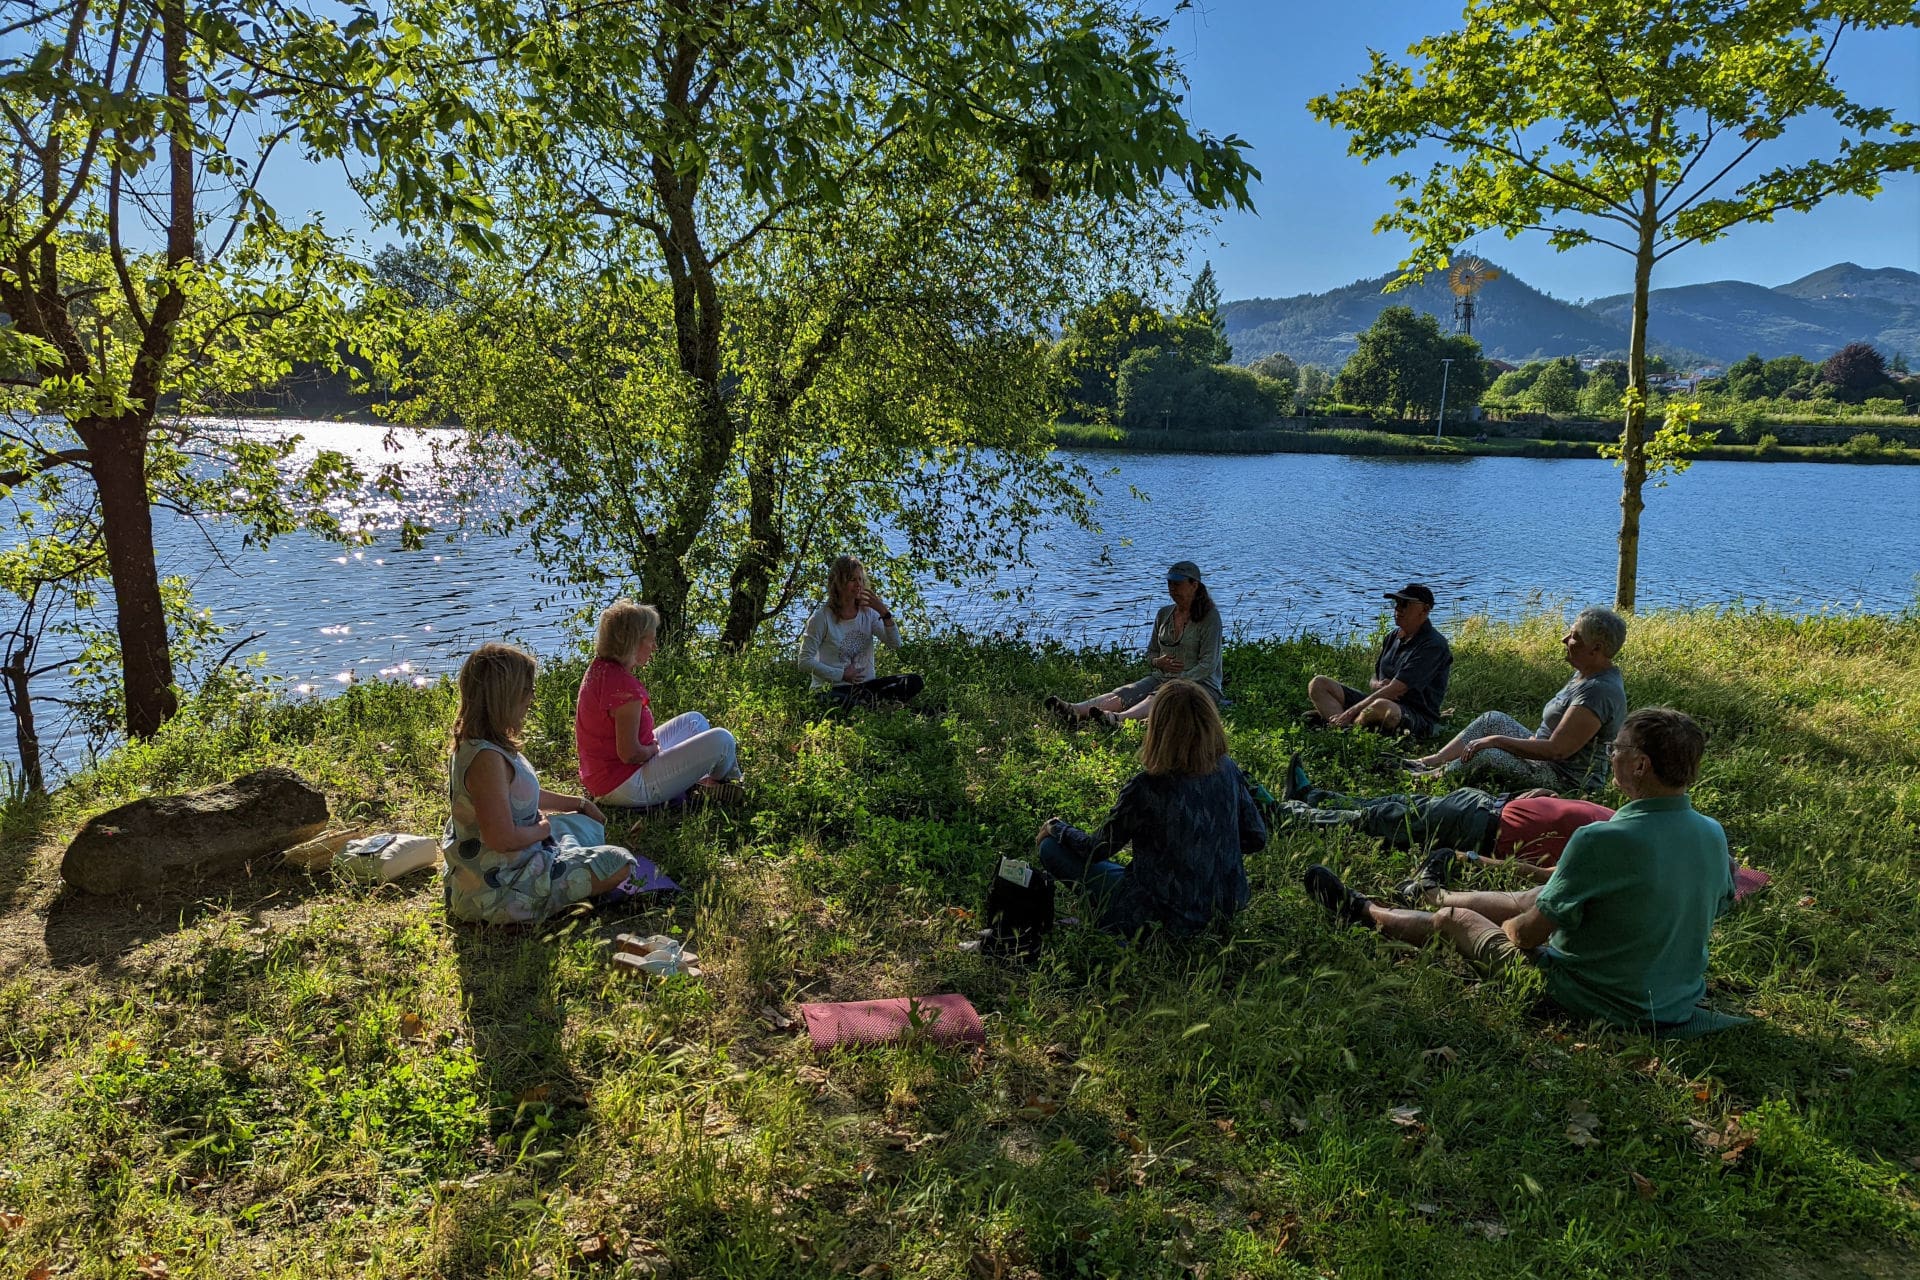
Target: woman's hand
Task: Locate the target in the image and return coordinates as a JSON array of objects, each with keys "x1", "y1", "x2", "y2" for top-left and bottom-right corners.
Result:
[
  {"x1": 859, "y1": 586, "x2": 893, "y2": 620},
  {"x1": 578, "y1": 799, "x2": 606, "y2": 825},
  {"x1": 637, "y1": 742, "x2": 661, "y2": 765},
  {"x1": 1461, "y1": 736, "x2": 1495, "y2": 760},
  {"x1": 1035, "y1": 816, "x2": 1064, "y2": 845},
  {"x1": 841, "y1": 660, "x2": 862, "y2": 684},
  {"x1": 1152, "y1": 653, "x2": 1181, "y2": 673}
]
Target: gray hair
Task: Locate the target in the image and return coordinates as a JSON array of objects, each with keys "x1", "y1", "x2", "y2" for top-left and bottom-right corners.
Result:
[{"x1": 1573, "y1": 606, "x2": 1628, "y2": 658}]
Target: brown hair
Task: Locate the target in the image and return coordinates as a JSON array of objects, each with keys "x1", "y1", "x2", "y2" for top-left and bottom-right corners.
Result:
[
  {"x1": 1137, "y1": 680, "x2": 1229, "y2": 778},
  {"x1": 826, "y1": 554, "x2": 867, "y2": 616},
  {"x1": 1620, "y1": 707, "x2": 1705, "y2": 788},
  {"x1": 594, "y1": 599, "x2": 660, "y2": 662},
  {"x1": 454, "y1": 643, "x2": 537, "y2": 751}
]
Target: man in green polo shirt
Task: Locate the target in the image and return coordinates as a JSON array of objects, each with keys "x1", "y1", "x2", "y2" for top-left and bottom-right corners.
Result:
[{"x1": 1303, "y1": 707, "x2": 1736, "y2": 1028}]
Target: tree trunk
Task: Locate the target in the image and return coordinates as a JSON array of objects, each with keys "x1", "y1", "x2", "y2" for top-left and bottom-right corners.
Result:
[
  {"x1": 87, "y1": 422, "x2": 177, "y2": 736},
  {"x1": 718, "y1": 449, "x2": 785, "y2": 650},
  {"x1": 4, "y1": 640, "x2": 45, "y2": 793},
  {"x1": 1613, "y1": 204, "x2": 1659, "y2": 614}
]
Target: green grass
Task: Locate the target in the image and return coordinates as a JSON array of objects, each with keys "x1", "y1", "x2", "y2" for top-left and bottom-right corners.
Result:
[{"x1": 1, "y1": 612, "x2": 1917, "y2": 1278}]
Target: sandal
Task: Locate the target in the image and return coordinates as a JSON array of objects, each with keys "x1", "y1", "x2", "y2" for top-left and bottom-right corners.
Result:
[{"x1": 1044, "y1": 694, "x2": 1084, "y2": 723}]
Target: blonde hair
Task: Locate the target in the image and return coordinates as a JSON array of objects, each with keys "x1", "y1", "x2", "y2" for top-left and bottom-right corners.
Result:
[
  {"x1": 826, "y1": 555, "x2": 867, "y2": 615},
  {"x1": 1137, "y1": 680, "x2": 1229, "y2": 777},
  {"x1": 595, "y1": 599, "x2": 660, "y2": 663},
  {"x1": 454, "y1": 643, "x2": 538, "y2": 750}
]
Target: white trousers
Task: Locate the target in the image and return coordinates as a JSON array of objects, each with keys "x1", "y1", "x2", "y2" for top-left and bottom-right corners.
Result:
[{"x1": 594, "y1": 712, "x2": 740, "y2": 807}]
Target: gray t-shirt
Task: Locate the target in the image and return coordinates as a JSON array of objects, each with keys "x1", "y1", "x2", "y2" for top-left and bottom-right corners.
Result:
[{"x1": 1535, "y1": 666, "x2": 1628, "y2": 792}]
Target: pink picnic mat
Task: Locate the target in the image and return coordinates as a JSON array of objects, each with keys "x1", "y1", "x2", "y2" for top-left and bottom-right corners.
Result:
[
  {"x1": 799, "y1": 995, "x2": 985, "y2": 1051},
  {"x1": 1734, "y1": 866, "x2": 1770, "y2": 901}
]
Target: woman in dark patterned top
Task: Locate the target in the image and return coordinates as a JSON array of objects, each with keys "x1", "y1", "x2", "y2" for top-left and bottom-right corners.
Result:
[{"x1": 1036, "y1": 680, "x2": 1267, "y2": 937}]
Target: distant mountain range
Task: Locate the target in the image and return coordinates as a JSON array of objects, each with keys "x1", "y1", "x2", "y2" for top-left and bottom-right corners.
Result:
[{"x1": 1221, "y1": 261, "x2": 1920, "y2": 371}]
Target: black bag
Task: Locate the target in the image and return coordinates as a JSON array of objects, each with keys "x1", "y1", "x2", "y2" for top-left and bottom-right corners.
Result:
[{"x1": 983, "y1": 855, "x2": 1055, "y2": 961}]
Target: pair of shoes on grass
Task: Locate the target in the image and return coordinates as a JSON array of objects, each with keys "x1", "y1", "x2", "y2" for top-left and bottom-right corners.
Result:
[
  {"x1": 1045, "y1": 695, "x2": 1122, "y2": 728},
  {"x1": 1307, "y1": 845, "x2": 1463, "y2": 927}
]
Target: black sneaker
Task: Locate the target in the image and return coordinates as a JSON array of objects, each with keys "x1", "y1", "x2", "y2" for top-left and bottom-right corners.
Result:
[
  {"x1": 1303, "y1": 864, "x2": 1374, "y2": 929},
  {"x1": 1393, "y1": 846, "x2": 1457, "y2": 906},
  {"x1": 1300, "y1": 710, "x2": 1330, "y2": 731}
]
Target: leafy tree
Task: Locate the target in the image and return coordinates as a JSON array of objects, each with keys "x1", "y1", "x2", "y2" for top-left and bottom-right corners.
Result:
[
  {"x1": 1, "y1": 0, "x2": 478, "y2": 739},
  {"x1": 399, "y1": 0, "x2": 1255, "y2": 645},
  {"x1": 1181, "y1": 260, "x2": 1232, "y2": 364},
  {"x1": 1527, "y1": 358, "x2": 1581, "y2": 414},
  {"x1": 1312, "y1": 0, "x2": 1919, "y2": 610},
  {"x1": 383, "y1": 1, "x2": 1255, "y2": 648},
  {"x1": 1247, "y1": 352, "x2": 1300, "y2": 391},
  {"x1": 1579, "y1": 363, "x2": 1628, "y2": 417},
  {"x1": 1117, "y1": 347, "x2": 1287, "y2": 433},
  {"x1": 1487, "y1": 362, "x2": 1545, "y2": 402},
  {"x1": 1296, "y1": 364, "x2": 1334, "y2": 409},
  {"x1": 1821, "y1": 342, "x2": 1891, "y2": 399},
  {"x1": 1333, "y1": 306, "x2": 1489, "y2": 419},
  {"x1": 1053, "y1": 291, "x2": 1189, "y2": 422}
]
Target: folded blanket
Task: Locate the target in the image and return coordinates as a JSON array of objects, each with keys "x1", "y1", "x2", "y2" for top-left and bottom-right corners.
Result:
[
  {"x1": 1733, "y1": 866, "x2": 1770, "y2": 901},
  {"x1": 799, "y1": 994, "x2": 985, "y2": 1051}
]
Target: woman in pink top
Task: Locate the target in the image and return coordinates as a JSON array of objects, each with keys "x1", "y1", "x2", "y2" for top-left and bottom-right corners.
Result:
[{"x1": 575, "y1": 600, "x2": 742, "y2": 808}]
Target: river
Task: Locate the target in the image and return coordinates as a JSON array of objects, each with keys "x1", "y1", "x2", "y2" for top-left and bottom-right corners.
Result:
[{"x1": 5, "y1": 421, "x2": 1917, "y2": 774}]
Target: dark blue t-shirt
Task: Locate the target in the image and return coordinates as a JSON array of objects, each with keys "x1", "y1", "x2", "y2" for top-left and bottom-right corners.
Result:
[{"x1": 1376, "y1": 620, "x2": 1453, "y2": 725}]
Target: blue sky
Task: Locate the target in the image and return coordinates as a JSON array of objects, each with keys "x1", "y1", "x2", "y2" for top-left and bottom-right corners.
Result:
[
  {"x1": 1161, "y1": 1, "x2": 1920, "y2": 301},
  {"x1": 270, "y1": 2, "x2": 1920, "y2": 304}
]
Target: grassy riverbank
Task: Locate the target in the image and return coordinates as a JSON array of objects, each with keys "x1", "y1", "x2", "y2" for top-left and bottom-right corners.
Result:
[
  {"x1": 1054, "y1": 421, "x2": 1920, "y2": 464},
  {"x1": 2, "y1": 612, "x2": 1917, "y2": 1278}
]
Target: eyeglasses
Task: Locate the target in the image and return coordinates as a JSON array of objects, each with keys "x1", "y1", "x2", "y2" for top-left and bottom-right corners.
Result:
[{"x1": 1608, "y1": 740, "x2": 1639, "y2": 758}]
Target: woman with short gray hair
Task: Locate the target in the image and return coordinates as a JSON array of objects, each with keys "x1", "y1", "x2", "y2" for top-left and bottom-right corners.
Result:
[{"x1": 1407, "y1": 607, "x2": 1628, "y2": 793}]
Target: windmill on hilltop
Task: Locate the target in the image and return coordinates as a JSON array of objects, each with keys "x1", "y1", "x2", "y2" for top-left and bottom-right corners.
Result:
[{"x1": 1448, "y1": 256, "x2": 1500, "y2": 336}]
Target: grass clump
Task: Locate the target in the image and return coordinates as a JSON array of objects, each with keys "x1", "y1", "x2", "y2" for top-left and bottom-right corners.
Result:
[{"x1": 0, "y1": 610, "x2": 1916, "y2": 1278}]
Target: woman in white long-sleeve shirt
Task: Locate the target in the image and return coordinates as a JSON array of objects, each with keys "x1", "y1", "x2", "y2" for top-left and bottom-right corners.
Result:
[{"x1": 797, "y1": 556, "x2": 925, "y2": 709}]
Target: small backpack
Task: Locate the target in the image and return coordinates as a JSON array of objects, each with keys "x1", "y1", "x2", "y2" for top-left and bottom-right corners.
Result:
[{"x1": 983, "y1": 855, "x2": 1055, "y2": 961}]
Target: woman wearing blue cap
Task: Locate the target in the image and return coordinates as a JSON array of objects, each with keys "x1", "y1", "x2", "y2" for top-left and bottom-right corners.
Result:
[{"x1": 1046, "y1": 559, "x2": 1225, "y2": 726}]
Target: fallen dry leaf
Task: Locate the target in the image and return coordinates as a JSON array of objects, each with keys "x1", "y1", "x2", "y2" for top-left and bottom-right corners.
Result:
[
  {"x1": 1796, "y1": 894, "x2": 1816, "y2": 908},
  {"x1": 399, "y1": 1013, "x2": 426, "y2": 1040},
  {"x1": 1386, "y1": 1105, "x2": 1423, "y2": 1128},
  {"x1": 1692, "y1": 1084, "x2": 1712, "y2": 1103},
  {"x1": 1115, "y1": 1128, "x2": 1146, "y2": 1153},
  {"x1": 1688, "y1": 1115, "x2": 1756, "y2": 1166},
  {"x1": 1422, "y1": 1045, "x2": 1459, "y2": 1065},
  {"x1": 135, "y1": 1257, "x2": 170, "y2": 1279},
  {"x1": 1015, "y1": 1094, "x2": 1060, "y2": 1120},
  {"x1": 576, "y1": 1233, "x2": 611, "y2": 1262},
  {"x1": 26, "y1": 1263, "x2": 54, "y2": 1280},
  {"x1": 1631, "y1": 1170, "x2": 1658, "y2": 1201},
  {"x1": 514, "y1": 1083, "x2": 552, "y2": 1107},
  {"x1": 0, "y1": 1210, "x2": 24, "y2": 1236},
  {"x1": 1473, "y1": 1220, "x2": 1509, "y2": 1241},
  {"x1": 1213, "y1": 1117, "x2": 1237, "y2": 1139},
  {"x1": 758, "y1": 1005, "x2": 795, "y2": 1032},
  {"x1": 968, "y1": 1249, "x2": 1006, "y2": 1280},
  {"x1": 1043, "y1": 1042, "x2": 1074, "y2": 1062}
]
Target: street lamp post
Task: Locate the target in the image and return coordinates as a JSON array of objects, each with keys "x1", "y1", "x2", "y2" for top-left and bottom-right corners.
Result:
[{"x1": 1436, "y1": 357, "x2": 1454, "y2": 440}]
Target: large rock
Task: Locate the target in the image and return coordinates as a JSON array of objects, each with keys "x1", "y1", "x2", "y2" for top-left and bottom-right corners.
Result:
[{"x1": 60, "y1": 766, "x2": 330, "y2": 896}]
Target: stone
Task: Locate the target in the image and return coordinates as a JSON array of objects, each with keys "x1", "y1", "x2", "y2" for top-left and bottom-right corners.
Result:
[{"x1": 60, "y1": 766, "x2": 330, "y2": 895}]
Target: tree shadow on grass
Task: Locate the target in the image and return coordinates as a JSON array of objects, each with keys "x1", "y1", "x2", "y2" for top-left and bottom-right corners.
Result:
[{"x1": 38, "y1": 858, "x2": 334, "y2": 971}]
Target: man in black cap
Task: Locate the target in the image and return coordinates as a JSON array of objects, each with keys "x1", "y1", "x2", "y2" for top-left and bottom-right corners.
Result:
[{"x1": 1305, "y1": 583, "x2": 1452, "y2": 738}]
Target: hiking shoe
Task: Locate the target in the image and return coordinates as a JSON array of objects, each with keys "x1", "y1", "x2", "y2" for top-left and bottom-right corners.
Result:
[
  {"x1": 1302, "y1": 864, "x2": 1374, "y2": 929},
  {"x1": 1282, "y1": 751, "x2": 1312, "y2": 802},
  {"x1": 1300, "y1": 710, "x2": 1330, "y2": 731},
  {"x1": 1393, "y1": 846, "x2": 1458, "y2": 906}
]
